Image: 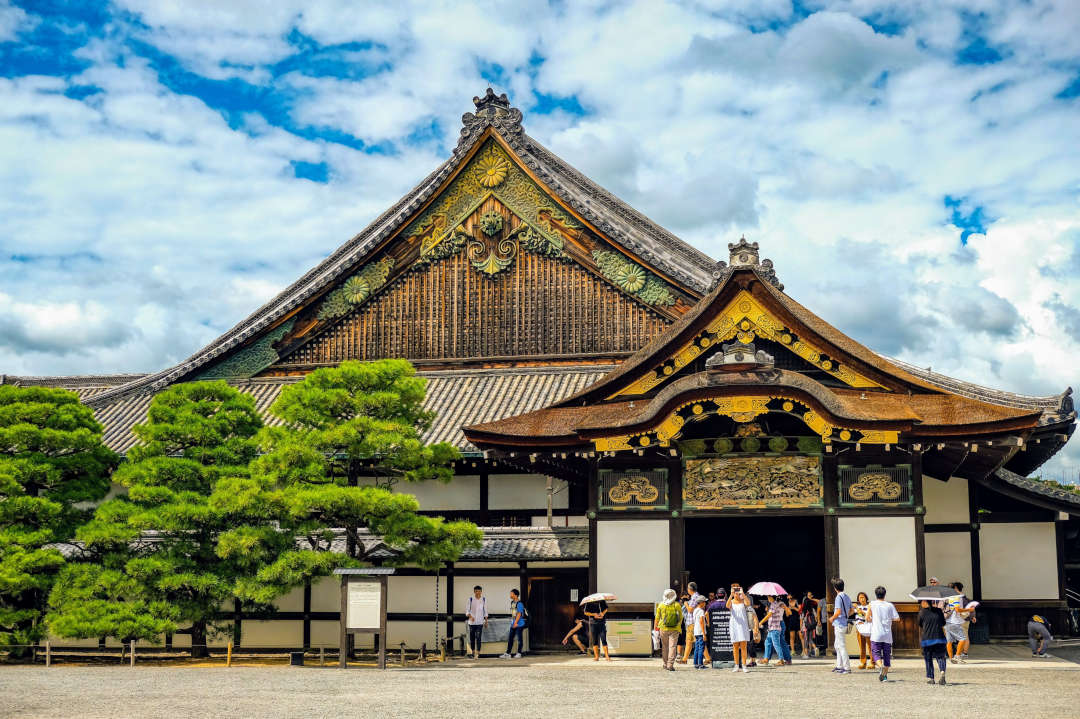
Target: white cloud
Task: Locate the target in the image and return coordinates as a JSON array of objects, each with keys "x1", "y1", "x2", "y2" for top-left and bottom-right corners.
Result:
[
  {"x1": 1, "y1": 0, "x2": 1079, "y2": 479},
  {"x1": 0, "y1": 0, "x2": 35, "y2": 42}
]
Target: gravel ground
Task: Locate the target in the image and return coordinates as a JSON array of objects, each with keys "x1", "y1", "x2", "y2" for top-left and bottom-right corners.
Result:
[{"x1": 2, "y1": 647, "x2": 1077, "y2": 719}]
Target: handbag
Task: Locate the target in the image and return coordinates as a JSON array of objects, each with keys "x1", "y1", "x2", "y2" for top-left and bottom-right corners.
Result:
[{"x1": 651, "y1": 629, "x2": 661, "y2": 651}]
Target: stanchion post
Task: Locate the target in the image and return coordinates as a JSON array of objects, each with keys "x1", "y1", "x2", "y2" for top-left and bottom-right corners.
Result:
[
  {"x1": 45, "y1": 641, "x2": 51, "y2": 668},
  {"x1": 130, "y1": 640, "x2": 136, "y2": 667},
  {"x1": 226, "y1": 641, "x2": 233, "y2": 667},
  {"x1": 319, "y1": 646, "x2": 325, "y2": 666}
]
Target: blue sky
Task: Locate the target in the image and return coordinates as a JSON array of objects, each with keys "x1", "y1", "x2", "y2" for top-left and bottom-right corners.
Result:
[{"x1": 1, "y1": 0, "x2": 1079, "y2": 479}]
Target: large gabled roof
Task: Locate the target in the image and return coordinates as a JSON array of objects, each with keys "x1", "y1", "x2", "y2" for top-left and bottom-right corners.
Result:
[{"x1": 83, "y1": 89, "x2": 717, "y2": 409}]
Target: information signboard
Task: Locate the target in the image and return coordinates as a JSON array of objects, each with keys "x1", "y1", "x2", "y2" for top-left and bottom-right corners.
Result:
[
  {"x1": 346, "y1": 580, "x2": 382, "y2": 630},
  {"x1": 709, "y1": 608, "x2": 734, "y2": 667}
]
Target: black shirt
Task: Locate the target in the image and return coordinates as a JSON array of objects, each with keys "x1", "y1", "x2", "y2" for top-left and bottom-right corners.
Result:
[
  {"x1": 783, "y1": 608, "x2": 800, "y2": 632},
  {"x1": 584, "y1": 600, "x2": 608, "y2": 625},
  {"x1": 918, "y1": 606, "x2": 946, "y2": 643}
]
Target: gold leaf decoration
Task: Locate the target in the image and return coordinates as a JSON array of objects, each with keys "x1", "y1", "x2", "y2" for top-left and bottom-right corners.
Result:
[{"x1": 477, "y1": 154, "x2": 510, "y2": 187}]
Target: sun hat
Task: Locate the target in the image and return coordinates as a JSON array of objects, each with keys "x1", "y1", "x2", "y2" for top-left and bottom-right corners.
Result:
[{"x1": 661, "y1": 589, "x2": 678, "y2": 605}]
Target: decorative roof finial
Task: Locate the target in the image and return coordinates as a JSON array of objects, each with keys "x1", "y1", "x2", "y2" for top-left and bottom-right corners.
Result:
[
  {"x1": 725, "y1": 236, "x2": 783, "y2": 291},
  {"x1": 458, "y1": 87, "x2": 524, "y2": 154}
]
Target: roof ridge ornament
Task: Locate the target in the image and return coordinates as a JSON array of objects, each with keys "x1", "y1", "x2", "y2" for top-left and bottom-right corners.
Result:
[
  {"x1": 458, "y1": 87, "x2": 524, "y2": 155},
  {"x1": 722, "y1": 236, "x2": 783, "y2": 291}
]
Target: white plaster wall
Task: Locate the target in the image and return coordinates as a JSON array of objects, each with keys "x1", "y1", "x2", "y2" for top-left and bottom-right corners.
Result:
[
  {"x1": 397, "y1": 475, "x2": 480, "y2": 511},
  {"x1": 311, "y1": 576, "x2": 341, "y2": 613},
  {"x1": 489, "y1": 474, "x2": 568, "y2": 510},
  {"x1": 170, "y1": 631, "x2": 230, "y2": 648},
  {"x1": 597, "y1": 520, "x2": 669, "y2": 603},
  {"x1": 309, "y1": 620, "x2": 340, "y2": 648},
  {"x1": 838, "y1": 517, "x2": 918, "y2": 598},
  {"x1": 48, "y1": 635, "x2": 99, "y2": 648},
  {"x1": 387, "y1": 576, "x2": 446, "y2": 613},
  {"x1": 980, "y1": 522, "x2": 1059, "y2": 599},
  {"x1": 531, "y1": 515, "x2": 589, "y2": 527},
  {"x1": 274, "y1": 584, "x2": 305, "y2": 612},
  {"x1": 924, "y1": 532, "x2": 973, "y2": 591},
  {"x1": 923, "y1": 476, "x2": 970, "y2": 524},
  {"x1": 240, "y1": 620, "x2": 303, "y2": 648}
]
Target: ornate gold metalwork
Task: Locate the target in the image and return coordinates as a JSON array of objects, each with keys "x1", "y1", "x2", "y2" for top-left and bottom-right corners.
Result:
[
  {"x1": 608, "y1": 477, "x2": 660, "y2": 504},
  {"x1": 611, "y1": 290, "x2": 883, "y2": 397},
  {"x1": 591, "y1": 392, "x2": 899, "y2": 452},
  {"x1": 593, "y1": 249, "x2": 676, "y2": 306},
  {"x1": 316, "y1": 257, "x2": 396, "y2": 321},
  {"x1": 847, "y1": 472, "x2": 902, "y2": 501},
  {"x1": 411, "y1": 140, "x2": 578, "y2": 264},
  {"x1": 468, "y1": 234, "x2": 518, "y2": 277},
  {"x1": 683, "y1": 456, "x2": 822, "y2": 508}
]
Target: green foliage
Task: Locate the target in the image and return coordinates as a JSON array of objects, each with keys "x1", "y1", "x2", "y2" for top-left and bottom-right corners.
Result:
[
  {"x1": 47, "y1": 382, "x2": 268, "y2": 654},
  {"x1": 226, "y1": 359, "x2": 481, "y2": 603},
  {"x1": 0, "y1": 386, "x2": 116, "y2": 650}
]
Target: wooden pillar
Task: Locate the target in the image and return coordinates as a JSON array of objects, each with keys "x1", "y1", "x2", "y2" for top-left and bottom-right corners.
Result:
[
  {"x1": 479, "y1": 464, "x2": 490, "y2": 526},
  {"x1": 588, "y1": 457, "x2": 598, "y2": 593},
  {"x1": 668, "y1": 460, "x2": 684, "y2": 589},
  {"x1": 1056, "y1": 517, "x2": 1067, "y2": 601},
  {"x1": 338, "y1": 576, "x2": 348, "y2": 668},
  {"x1": 445, "y1": 561, "x2": 455, "y2": 650},
  {"x1": 969, "y1": 481, "x2": 983, "y2": 599},
  {"x1": 302, "y1": 581, "x2": 312, "y2": 650},
  {"x1": 913, "y1": 452, "x2": 927, "y2": 586},
  {"x1": 518, "y1": 561, "x2": 529, "y2": 651},
  {"x1": 233, "y1": 599, "x2": 242, "y2": 648}
]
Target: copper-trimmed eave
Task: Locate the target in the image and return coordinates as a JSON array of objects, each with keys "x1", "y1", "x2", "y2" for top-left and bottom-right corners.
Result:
[
  {"x1": 558, "y1": 268, "x2": 1000, "y2": 406},
  {"x1": 464, "y1": 369, "x2": 1045, "y2": 450}
]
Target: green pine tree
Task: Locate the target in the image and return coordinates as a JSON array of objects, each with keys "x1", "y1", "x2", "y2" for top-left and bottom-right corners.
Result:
[
  {"x1": 219, "y1": 359, "x2": 482, "y2": 604},
  {"x1": 48, "y1": 381, "x2": 269, "y2": 657},
  {"x1": 0, "y1": 386, "x2": 116, "y2": 656}
]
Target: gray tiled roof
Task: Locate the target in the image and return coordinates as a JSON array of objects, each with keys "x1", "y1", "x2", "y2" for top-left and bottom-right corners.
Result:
[
  {"x1": 339, "y1": 526, "x2": 590, "y2": 562},
  {"x1": 29, "y1": 366, "x2": 608, "y2": 455},
  {"x1": 994, "y1": 468, "x2": 1080, "y2": 510}
]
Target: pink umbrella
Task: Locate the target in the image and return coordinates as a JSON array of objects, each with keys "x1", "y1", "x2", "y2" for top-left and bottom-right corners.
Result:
[{"x1": 748, "y1": 581, "x2": 788, "y2": 596}]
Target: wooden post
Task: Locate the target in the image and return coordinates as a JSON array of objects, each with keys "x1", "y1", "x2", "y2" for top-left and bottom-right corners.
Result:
[
  {"x1": 130, "y1": 640, "x2": 136, "y2": 667},
  {"x1": 339, "y1": 576, "x2": 349, "y2": 669},
  {"x1": 45, "y1": 641, "x2": 51, "y2": 667},
  {"x1": 226, "y1": 641, "x2": 233, "y2": 667},
  {"x1": 400, "y1": 641, "x2": 406, "y2": 667},
  {"x1": 319, "y1": 646, "x2": 325, "y2": 666}
]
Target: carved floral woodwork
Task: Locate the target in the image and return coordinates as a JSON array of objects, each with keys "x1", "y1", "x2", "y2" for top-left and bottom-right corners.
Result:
[
  {"x1": 195, "y1": 319, "x2": 295, "y2": 380},
  {"x1": 683, "y1": 455, "x2": 822, "y2": 508},
  {"x1": 316, "y1": 258, "x2": 395, "y2": 321}
]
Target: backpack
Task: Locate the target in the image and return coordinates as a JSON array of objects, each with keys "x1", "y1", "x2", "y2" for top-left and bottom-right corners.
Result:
[
  {"x1": 657, "y1": 602, "x2": 682, "y2": 630},
  {"x1": 515, "y1": 600, "x2": 528, "y2": 626}
]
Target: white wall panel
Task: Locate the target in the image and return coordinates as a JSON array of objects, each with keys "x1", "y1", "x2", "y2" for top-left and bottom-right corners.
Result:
[
  {"x1": 455, "y1": 576, "x2": 521, "y2": 614},
  {"x1": 274, "y1": 585, "x2": 305, "y2": 612},
  {"x1": 980, "y1": 522, "x2": 1058, "y2": 599},
  {"x1": 838, "y1": 517, "x2": 917, "y2": 599},
  {"x1": 240, "y1": 620, "x2": 303, "y2": 648},
  {"x1": 489, "y1": 474, "x2": 568, "y2": 510},
  {"x1": 597, "y1": 520, "x2": 669, "y2": 603},
  {"x1": 387, "y1": 575, "x2": 446, "y2": 613},
  {"x1": 311, "y1": 576, "x2": 341, "y2": 612},
  {"x1": 924, "y1": 531, "x2": 972, "y2": 591},
  {"x1": 923, "y1": 476, "x2": 970, "y2": 524}
]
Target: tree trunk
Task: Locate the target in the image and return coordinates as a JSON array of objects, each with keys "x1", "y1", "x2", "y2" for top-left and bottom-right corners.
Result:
[
  {"x1": 189, "y1": 620, "x2": 209, "y2": 659},
  {"x1": 346, "y1": 459, "x2": 358, "y2": 559}
]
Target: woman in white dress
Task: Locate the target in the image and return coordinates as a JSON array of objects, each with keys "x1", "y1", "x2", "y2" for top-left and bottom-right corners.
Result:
[{"x1": 727, "y1": 583, "x2": 752, "y2": 672}]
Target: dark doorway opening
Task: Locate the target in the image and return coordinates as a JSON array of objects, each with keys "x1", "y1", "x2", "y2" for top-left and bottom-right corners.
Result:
[
  {"x1": 527, "y1": 570, "x2": 588, "y2": 650},
  {"x1": 684, "y1": 516, "x2": 826, "y2": 601}
]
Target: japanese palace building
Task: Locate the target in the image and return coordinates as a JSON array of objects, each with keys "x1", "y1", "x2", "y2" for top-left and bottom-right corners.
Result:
[{"x1": 6, "y1": 89, "x2": 1077, "y2": 652}]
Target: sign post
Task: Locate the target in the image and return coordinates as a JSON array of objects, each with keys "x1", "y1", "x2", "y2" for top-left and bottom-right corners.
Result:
[
  {"x1": 336, "y1": 568, "x2": 394, "y2": 669},
  {"x1": 708, "y1": 607, "x2": 734, "y2": 668}
]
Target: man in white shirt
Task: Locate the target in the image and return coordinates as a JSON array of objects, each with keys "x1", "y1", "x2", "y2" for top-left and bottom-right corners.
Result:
[
  {"x1": 866, "y1": 585, "x2": 900, "y2": 682},
  {"x1": 465, "y1": 585, "x2": 488, "y2": 659}
]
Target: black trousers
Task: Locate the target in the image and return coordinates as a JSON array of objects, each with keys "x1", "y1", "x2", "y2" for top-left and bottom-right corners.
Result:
[
  {"x1": 468, "y1": 624, "x2": 484, "y2": 652},
  {"x1": 506, "y1": 626, "x2": 525, "y2": 654}
]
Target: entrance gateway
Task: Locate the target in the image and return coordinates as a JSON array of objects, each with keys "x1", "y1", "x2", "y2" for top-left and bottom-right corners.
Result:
[{"x1": 465, "y1": 240, "x2": 1078, "y2": 648}]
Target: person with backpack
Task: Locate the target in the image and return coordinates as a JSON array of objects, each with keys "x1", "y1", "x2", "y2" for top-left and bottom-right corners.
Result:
[
  {"x1": 1028, "y1": 615, "x2": 1053, "y2": 657},
  {"x1": 829, "y1": 577, "x2": 853, "y2": 674},
  {"x1": 500, "y1": 589, "x2": 527, "y2": 659},
  {"x1": 654, "y1": 588, "x2": 683, "y2": 671},
  {"x1": 465, "y1": 585, "x2": 488, "y2": 659}
]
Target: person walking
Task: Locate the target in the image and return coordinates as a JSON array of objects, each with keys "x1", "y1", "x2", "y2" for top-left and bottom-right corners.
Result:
[
  {"x1": 584, "y1": 595, "x2": 611, "y2": 661},
  {"x1": 866, "y1": 585, "x2": 900, "y2": 682},
  {"x1": 918, "y1": 599, "x2": 948, "y2": 685},
  {"x1": 829, "y1": 577, "x2": 853, "y2": 674},
  {"x1": 1028, "y1": 615, "x2": 1053, "y2": 657},
  {"x1": 799, "y1": 590, "x2": 820, "y2": 657},
  {"x1": 465, "y1": 585, "x2": 488, "y2": 659},
  {"x1": 757, "y1": 594, "x2": 792, "y2": 666},
  {"x1": 727, "y1": 583, "x2": 753, "y2": 673},
  {"x1": 692, "y1": 596, "x2": 709, "y2": 669},
  {"x1": 853, "y1": 591, "x2": 875, "y2": 670},
  {"x1": 679, "y1": 593, "x2": 694, "y2": 664},
  {"x1": 500, "y1": 589, "x2": 527, "y2": 659},
  {"x1": 945, "y1": 581, "x2": 974, "y2": 664},
  {"x1": 654, "y1": 588, "x2": 683, "y2": 671}
]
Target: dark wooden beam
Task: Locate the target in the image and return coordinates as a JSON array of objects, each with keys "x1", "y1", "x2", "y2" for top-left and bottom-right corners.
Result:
[{"x1": 969, "y1": 481, "x2": 982, "y2": 600}]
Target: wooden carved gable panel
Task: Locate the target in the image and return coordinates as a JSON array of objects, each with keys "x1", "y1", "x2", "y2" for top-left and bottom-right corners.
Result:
[{"x1": 271, "y1": 248, "x2": 671, "y2": 365}]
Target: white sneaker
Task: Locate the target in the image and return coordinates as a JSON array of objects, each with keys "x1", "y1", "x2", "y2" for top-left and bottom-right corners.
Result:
[
  {"x1": 513, "y1": 653, "x2": 522, "y2": 659},
  {"x1": 742, "y1": 666, "x2": 749, "y2": 673},
  {"x1": 731, "y1": 666, "x2": 739, "y2": 672},
  {"x1": 499, "y1": 653, "x2": 511, "y2": 659}
]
